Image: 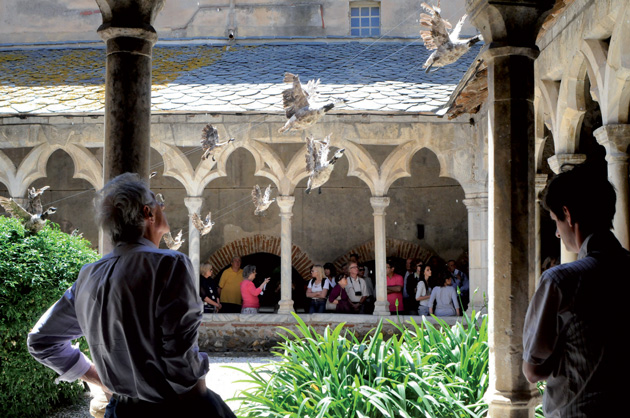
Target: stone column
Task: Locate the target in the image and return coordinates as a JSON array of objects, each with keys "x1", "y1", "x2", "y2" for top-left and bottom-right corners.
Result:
[
  {"x1": 594, "y1": 124, "x2": 630, "y2": 250},
  {"x1": 184, "y1": 197, "x2": 203, "y2": 290},
  {"x1": 370, "y1": 197, "x2": 390, "y2": 316},
  {"x1": 277, "y1": 196, "x2": 295, "y2": 314},
  {"x1": 467, "y1": 1, "x2": 553, "y2": 416},
  {"x1": 96, "y1": 0, "x2": 164, "y2": 181},
  {"x1": 548, "y1": 153, "x2": 586, "y2": 263},
  {"x1": 534, "y1": 174, "x2": 548, "y2": 288},
  {"x1": 462, "y1": 193, "x2": 488, "y2": 310}
]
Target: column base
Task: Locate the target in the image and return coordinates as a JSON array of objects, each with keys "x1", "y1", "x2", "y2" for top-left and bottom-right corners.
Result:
[
  {"x1": 277, "y1": 300, "x2": 295, "y2": 314},
  {"x1": 486, "y1": 389, "x2": 541, "y2": 418},
  {"x1": 372, "y1": 301, "x2": 390, "y2": 316}
]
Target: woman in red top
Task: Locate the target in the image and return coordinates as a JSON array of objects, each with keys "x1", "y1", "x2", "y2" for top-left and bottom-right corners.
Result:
[
  {"x1": 240, "y1": 265, "x2": 270, "y2": 314},
  {"x1": 386, "y1": 258, "x2": 404, "y2": 314}
]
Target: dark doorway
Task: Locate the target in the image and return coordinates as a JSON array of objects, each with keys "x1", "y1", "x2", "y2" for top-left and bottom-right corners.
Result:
[{"x1": 215, "y1": 252, "x2": 304, "y2": 312}]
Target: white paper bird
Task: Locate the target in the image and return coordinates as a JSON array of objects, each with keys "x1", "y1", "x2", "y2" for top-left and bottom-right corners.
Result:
[
  {"x1": 200, "y1": 124, "x2": 235, "y2": 161},
  {"x1": 419, "y1": 1, "x2": 482, "y2": 73},
  {"x1": 26, "y1": 185, "x2": 50, "y2": 215},
  {"x1": 252, "y1": 184, "x2": 276, "y2": 216},
  {"x1": 163, "y1": 230, "x2": 184, "y2": 251},
  {"x1": 0, "y1": 196, "x2": 56, "y2": 234},
  {"x1": 279, "y1": 73, "x2": 346, "y2": 133},
  {"x1": 191, "y1": 211, "x2": 214, "y2": 236},
  {"x1": 70, "y1": 229, "x2": 83, "y2": 238},
  {"x1": 305, "y1": 135, "x2": 345, "y2": 194}
]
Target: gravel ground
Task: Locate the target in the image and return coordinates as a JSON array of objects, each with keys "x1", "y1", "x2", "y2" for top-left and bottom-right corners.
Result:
[{"x1": 48, "y1": 355, "x2": 277, "y2": 418}]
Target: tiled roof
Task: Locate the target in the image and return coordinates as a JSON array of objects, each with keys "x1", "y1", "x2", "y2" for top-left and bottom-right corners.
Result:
[{"x1": 0, "y1": 42, "x2": 480, "y2": 116}]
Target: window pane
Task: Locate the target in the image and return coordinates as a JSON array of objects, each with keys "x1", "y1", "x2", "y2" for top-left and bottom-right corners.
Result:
[
  {"x1": 351, "y1": 28, "x2": 360, "y2": 36},
  {"x1": 371, "y1": 17, "x2": 380, "y2": 26},
  {"x1": 361, "y1": 17, "x2": 370, "y2": 26},
  {"x1": 371, "y1": 27, "x2": 380, "y2": 36},
  {"x1": 371, "y1": 7, "x2": 380, "y2": 16},
  {"x1": 351, "y1": 8, "x2": 359, "y2": 17},
  {"x1": 351, "y1": 18, "x2": 360, "y2": 28},
  {"x1": 361, "y1": 7, "x2": 369, "y2": 16},
  {"x1": 361, "y1": 28, "x2": 370, "y2": 36}
]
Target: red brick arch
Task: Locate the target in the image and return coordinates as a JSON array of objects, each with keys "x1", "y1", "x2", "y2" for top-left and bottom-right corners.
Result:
[
  {"x1": 333, "y1": 238, "x2": 435, "y2": 270},
  {"x1": 207, "y1": 234, "x2": 314, "y2": 280}
]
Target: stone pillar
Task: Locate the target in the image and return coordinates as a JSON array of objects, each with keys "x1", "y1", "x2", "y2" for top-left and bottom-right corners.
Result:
[
  {"x1": 184, "y1": 197, "x2": 203, "y2": 290},
  {"x1": 467, "y1": 1, "x2": 553, "y2": 416},
  {"x1": 534, "y1": 174, "x2": 548, "y2": 288},
  {"x1": 96, "y1": 1, "x2": 164, "y2": 181},
  {"x1": 594, "y1": 124, "x2": 630, "y2": 250},
  {"x1": 370, "y1": 196, "x2": 390, "y2": 316},
  {"x1": 548, "y1": 153, "x2": 587, "y2": 263},
  {"x1": 462, "y1": 193, "x2": 488, "y2": 310},
  {"x1": 277, "y1": 196, "x2": 295, "y2": 314}
]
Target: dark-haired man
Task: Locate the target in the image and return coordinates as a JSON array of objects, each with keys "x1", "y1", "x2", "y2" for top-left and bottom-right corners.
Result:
[
  {"x1": 522, "y1": 163, "x2": 629, "y2": 417},
  {"x1": 27, "y1": 173, "x2": 235, "y2": 418}
]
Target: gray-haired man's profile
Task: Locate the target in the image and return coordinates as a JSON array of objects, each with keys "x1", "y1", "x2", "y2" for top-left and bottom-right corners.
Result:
[
  {"x1": 28, "y1": 173, "x2": 235, "y2": 417},
  {"x1": 523, "y1": 162, "x2": 629, "y2": 417}
]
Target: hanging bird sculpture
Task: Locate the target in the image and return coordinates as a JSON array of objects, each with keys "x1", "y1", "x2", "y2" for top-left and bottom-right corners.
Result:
[
  {"x1": 0, "y1": 196, "x2": 56, "y2": 234},
  {"x1": 163, "y1": 230, "x2": 184, "y2": 251},
  {"x1": 279, "y1": 73, "x2": 346, "y2": 133},
  {"x1": 252, "y1": 184, "x2": 276, "y2": 216},
  {"x1": 305, "y1": 135, "x2": 345, "y2": 194},
  {"x1": 200, "y1": 124, "x2": 235, "y2": 162},
  {"x1": 419, "y1": 1, "x2": 482, "y2": 73},
  {"x1": 26, "y1": 185, "x2": 50, "y2": 215},
  {"x1": 191, "y1": 211, "x2": 215, "y2": 236}
]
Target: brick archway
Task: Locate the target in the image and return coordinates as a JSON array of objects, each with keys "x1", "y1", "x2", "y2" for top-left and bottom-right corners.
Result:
[
  {"x1": 207, "y1": 235, "x2": 314, "y2": 280},
  {"x1": 333, "y1": 238, "x2": 435, "y2": 270}
]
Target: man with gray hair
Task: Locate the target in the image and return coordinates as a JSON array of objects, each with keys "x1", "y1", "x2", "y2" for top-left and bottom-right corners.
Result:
[{"x1": 27, "y1": 173, "x2": 234, "y2": 417}]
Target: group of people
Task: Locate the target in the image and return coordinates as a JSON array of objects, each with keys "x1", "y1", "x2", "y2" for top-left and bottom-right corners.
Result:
[
  {"x1": 199, "y1": 256, "x2": 270, "y2": 314},
  {"x1": 198, "y1": 251, "x2": 469, "y2": 317}
]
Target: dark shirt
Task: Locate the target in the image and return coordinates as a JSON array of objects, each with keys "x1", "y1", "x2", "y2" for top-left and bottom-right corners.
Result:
[
  {"x1": 523, "y1": 231, "x2": 630, "y2": 417},
  {"x1": 200, "y1": 275, "x2": 218, "y2": 303},
  {"x1": 328, "y1": 284, "x2": 352, "y2": 313}
]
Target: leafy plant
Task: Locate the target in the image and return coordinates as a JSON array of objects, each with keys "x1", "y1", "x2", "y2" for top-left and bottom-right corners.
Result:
[
  {"x1": 0, "y1": 217, "x2": 100, "y2": 418},
  {"x1": 232, "y1": 309, "x2": 489, "y2": 417}
]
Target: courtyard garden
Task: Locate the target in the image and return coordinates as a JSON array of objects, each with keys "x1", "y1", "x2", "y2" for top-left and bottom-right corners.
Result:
[{"x1": 232, "y1": 312, "x2": 489, "y2": 418}]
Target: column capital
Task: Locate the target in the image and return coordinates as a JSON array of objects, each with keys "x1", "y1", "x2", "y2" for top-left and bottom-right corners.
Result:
[
  {"x1": 535, "y1": 173, "x2": 548, "y2": 198},
  {"x1": 481, "y1": 46, "x2": 539, "y2": 62},
  {"x1": 466, "y1": 0, "x2": 554, "y2": 46},
  {"x1": 183, "y1": 196, "x2": 204, "y2": 214},
  {"x1": 96, "y1": 0, "x2": 164, "y2": 51},
  {"x1": 462, "y1": 193, "x2": 488, "y2": 210},
  {"x1": 276, "y1": 196, "x2": 295, "y2": 214},
  {"x1": 594, "y1": 124, "x2": 630, "y2": 163},
  {"x1": 370, "y1": 196, "x2": 390, "y2": 215},
  {"x1": 547, "y1": 153, "x2": 587, "y2": 174}
]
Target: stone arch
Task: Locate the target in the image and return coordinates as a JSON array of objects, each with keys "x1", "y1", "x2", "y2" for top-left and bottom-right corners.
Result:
[
  {"x1": 333, "y1": 238, "x2": 435, "y2": 271},
  {"x1": 207, "y1": 234, "x2": 314, "y2": 280},
  {"x1": 0, "y1": 143, "x2": 102, "y2": 198}
]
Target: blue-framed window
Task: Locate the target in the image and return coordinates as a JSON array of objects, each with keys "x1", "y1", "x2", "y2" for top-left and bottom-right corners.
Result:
[{"x1": 350, "y1": 4, "x2": 380, "y2": 37}]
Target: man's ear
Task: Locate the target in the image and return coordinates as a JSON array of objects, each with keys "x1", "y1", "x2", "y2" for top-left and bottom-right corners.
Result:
[
  {"x1": 143, "y1": 205, "x2": 153, "y2": 220},
  {"x1": 562, "y1": 206, "x2": 573, "y2": 227}
]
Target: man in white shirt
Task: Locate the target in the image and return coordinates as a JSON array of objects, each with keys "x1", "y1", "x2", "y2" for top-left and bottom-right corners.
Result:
[{"x1": 345, "y1": 262, "x2": 370, "y2": 313}]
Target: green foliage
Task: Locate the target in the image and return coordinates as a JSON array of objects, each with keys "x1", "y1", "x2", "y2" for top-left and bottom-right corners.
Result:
[
  {"x1": 232, "y1": 310, "x2": 489, "y2": 418},
  {"x1": 0, "y1": 217, "x2": 100, "y2": 418}
]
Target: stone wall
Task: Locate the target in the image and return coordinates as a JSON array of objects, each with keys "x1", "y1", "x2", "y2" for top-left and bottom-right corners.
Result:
[
  {"x1": 198, "y1": 312, "x2": 462, "y2": 353},
  {"x1": 0, "y1": 0, "x2": 478, "y2": 44}
]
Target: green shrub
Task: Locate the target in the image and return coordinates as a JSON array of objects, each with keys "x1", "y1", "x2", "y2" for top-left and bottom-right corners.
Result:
[
  {"x1": 0, "y1": 216, "x2": 100, "y2": 418},
  {"x1": 233, "y1": 311, "x2": 489, "y2": 418}
]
